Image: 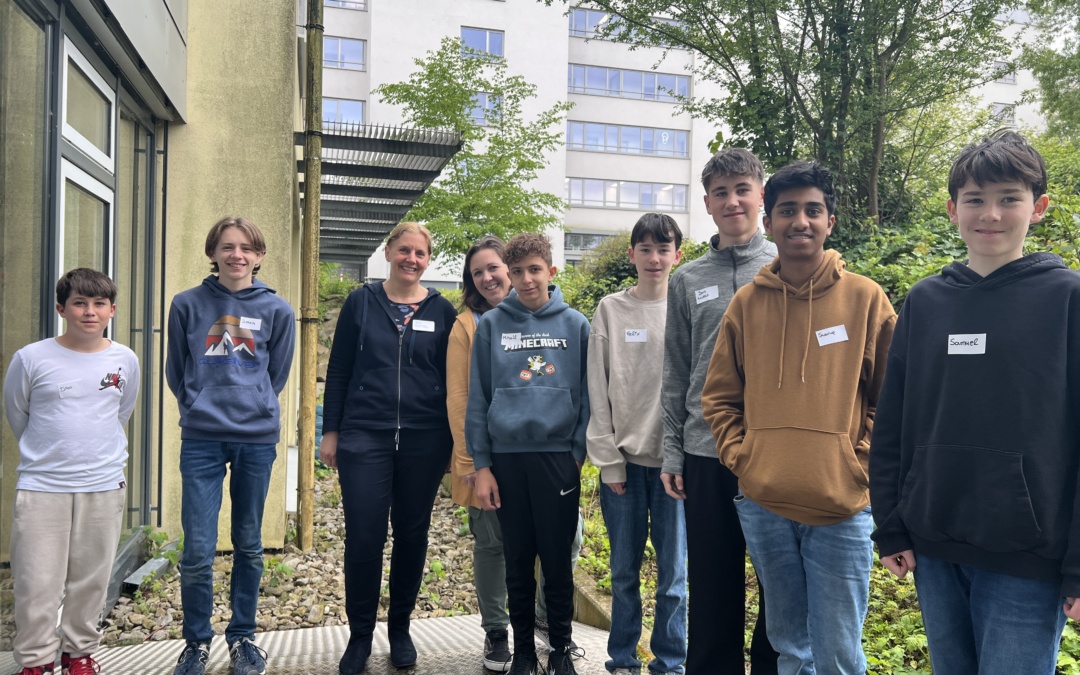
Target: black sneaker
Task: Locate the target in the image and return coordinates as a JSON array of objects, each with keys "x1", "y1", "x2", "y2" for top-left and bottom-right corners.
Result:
[
  {"x1": 545, "y1": 645, "x2": 579, "y2": 675},
  {"x1": 508, "y1": 651, "x2": 539, "y2": 675},
  {"x1": 173, "y1": 641, "x2": 211, "y2": 675},
  {"x1": 228, "y1": 637, "x2": 267, "y2": 675},
  {"x1": 483, "y1": 628, "x2": 512, "y2": 672}
]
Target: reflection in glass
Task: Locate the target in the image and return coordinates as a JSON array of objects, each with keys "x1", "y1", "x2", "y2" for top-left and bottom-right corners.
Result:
[
  {"x1": 64, "y1": 179, "x2": 108, "y2": 272},
  {"x1": 66, "y1": 60, "x2": 111, "y2": 157}
]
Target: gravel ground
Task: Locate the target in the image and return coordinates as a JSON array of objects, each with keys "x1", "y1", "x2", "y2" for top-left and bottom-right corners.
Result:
[{"x1": 100, "y1": 471, "x2": 482, "y2": 646}]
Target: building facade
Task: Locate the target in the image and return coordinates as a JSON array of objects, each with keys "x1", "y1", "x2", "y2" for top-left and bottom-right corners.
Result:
[{"x1": 0, "y1": 0, "x2": 304, "y2": 567}]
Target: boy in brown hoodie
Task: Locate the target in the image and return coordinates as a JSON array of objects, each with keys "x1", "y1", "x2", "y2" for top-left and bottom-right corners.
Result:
[{"x1": 701, "y1": 161, "x2": 895, "y2": 675}]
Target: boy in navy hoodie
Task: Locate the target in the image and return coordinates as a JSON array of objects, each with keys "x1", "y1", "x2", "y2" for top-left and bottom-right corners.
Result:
[
  {"x1": 166, "y1": 216, "x2": 296, "y2": 675},
  {"x1": 467, "y1": 233, "x2": 590, "y2": 675},
  {"x1": 869, "y1": 130, "x2": 1080, "y2": 675}
]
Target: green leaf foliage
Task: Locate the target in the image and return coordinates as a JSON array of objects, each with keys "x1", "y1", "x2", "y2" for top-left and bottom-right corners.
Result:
[{"x1": 374, "y1": 38, "x2": 573, "y2": 264}]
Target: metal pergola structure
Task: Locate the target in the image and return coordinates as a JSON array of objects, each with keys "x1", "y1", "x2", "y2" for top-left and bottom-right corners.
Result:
[{"x1": 296, "y1": 124, "x2": 464, "y2": 273}]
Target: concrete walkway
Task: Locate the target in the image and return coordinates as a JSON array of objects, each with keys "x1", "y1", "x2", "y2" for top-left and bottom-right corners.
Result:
[{"x1": 1, "y1": 615, "x2": 611, "y2": 674}]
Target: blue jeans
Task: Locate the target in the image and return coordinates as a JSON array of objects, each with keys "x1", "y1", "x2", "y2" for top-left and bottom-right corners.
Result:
[
  {"x1": 600, "y1": 464, "x2": 687, "y2": 674},
  {"x1": 913, "y1": 553, "x2": 1067, "y2": 675},
  {"x1": 179, "y1": 440, "x2": 276, "y2": 644},
  {"x1": 736, "y1": 496, "x2": 872, "y2": 675}
]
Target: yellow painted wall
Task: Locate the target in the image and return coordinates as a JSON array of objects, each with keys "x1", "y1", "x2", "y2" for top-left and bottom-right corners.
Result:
[{"x1": 161, "y1": 0, "x2": 300, "y2": 548}]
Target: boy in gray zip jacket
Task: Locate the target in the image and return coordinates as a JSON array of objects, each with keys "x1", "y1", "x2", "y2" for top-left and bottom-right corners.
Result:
[{"x1": 660, "y1": 149, "x2": 778, "y2": 674}]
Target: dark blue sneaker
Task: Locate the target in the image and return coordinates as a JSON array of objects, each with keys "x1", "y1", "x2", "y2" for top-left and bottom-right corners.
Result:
[
  {"x1": 172, "y1": 641, "x2": 210, "y2": 675},
  {"x1": 229, "y1": 637, "x2": 267, "y2": 675}
]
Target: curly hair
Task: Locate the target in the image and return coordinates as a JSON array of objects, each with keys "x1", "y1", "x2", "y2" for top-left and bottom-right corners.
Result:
[{"x1": 502, "y1": 232, "x2": 552, "y2": 267}]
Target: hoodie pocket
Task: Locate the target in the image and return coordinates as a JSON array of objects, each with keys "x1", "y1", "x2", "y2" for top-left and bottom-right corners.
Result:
[
  {"x1": 900, "y1": 445, "x2": 1041, "y2": 552},
  {"x1": 487, "y1": 386, "x2": 576, "y2": 443},
  {"x1": 737, "y1": 428, "x2": 868, "y2": 517},
  {"x1": 187, "y1": 385, "x2": 273, "y2": 429}
]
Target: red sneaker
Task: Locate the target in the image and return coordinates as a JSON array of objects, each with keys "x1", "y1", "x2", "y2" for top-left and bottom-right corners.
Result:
[
  {"x1": 60, "y1": 654, "x2": 100, "y2": 675},
  {"x1": 14, "y1": 665, "x2": 54, "y2": 675}
]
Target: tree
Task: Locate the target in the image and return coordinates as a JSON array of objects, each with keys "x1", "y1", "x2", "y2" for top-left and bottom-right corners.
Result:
[
  {"x1": 375, "y1": 38, "x2": 573, "y2": 264},
  {"x1": 1023, "y1": 0, "x2": 1080, "y2": 136},
  {"x1": 544, "y1": 0, "x2": 1010, "y2": 229}
]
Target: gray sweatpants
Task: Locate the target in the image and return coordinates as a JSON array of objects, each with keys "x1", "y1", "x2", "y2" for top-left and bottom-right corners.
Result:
[{"x1": 10, "y1": 488, "x2": 125, "y2": 668}]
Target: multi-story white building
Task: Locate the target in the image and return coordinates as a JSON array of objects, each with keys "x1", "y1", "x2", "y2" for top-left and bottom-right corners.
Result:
[{"x1": 319, "y1": 1, "x2": 1037, "y2": 284}]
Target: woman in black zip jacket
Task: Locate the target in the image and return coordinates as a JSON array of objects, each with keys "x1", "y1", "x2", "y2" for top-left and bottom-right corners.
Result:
[{"x1": 320, "y1": 222, "x2": 457, "y2": 675}]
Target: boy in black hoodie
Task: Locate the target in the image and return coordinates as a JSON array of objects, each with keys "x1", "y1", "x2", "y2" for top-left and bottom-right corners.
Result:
[
  {"x1": 869, "y1": 130, "x2": 1080, "y2": 675},
  {"x1": 467, "y1": 233, "x2": 590, "y2": 675}
]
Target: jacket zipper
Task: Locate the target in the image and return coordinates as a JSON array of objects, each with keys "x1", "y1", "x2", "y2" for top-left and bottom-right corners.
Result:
[
  {"x1": 395, "y1": 329, "x2": 404, "y2": 452},
  {"x1": 731, "y1": 248, "x2": 739, "y2": 294}
]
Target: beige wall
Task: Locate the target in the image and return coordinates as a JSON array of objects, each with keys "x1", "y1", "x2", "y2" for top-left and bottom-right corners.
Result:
[{"x1": 161, "y1": 0, "x2": 300, "y2": 548}]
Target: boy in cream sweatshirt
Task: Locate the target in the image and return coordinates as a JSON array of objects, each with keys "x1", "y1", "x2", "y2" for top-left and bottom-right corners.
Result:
[{"x1": 587, "y1": 214, "x2": 687, "y2": 675}]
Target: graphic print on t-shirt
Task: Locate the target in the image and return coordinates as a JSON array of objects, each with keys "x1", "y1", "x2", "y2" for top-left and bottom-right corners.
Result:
[
  {"x1": 204, "y1": 315, "x2": 258, "y2": 358},
  {"x1": 98, "y1": 366, "x2": 127, "y2": 392}
]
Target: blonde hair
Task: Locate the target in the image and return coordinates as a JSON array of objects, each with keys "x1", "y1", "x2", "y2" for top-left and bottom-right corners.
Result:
[{"x1": 385, "y1": 221, "x2": 433, "y2": 253}]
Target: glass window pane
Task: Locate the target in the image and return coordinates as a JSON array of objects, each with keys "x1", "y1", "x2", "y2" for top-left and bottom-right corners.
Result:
[
  {"x1": 644, "y1": 73, "x2": 657, "y2": 99},
  {"x1": 607, "y1": 69, "x2": 620, "y2": 95},
  {"x1": 489, "y1": 31, "x2": 503, "y2": 57},
  {"x1": 586, "y1": 67, "x2": 606, "y2": 94},
  {"x1": 340, "y1": 100, "x2": 363, "y2": 124},
  {"x1": 674, "y1": 185, "x2": 687, "y2": 210},
  {"x1": 322, "y1": 99, "x2": 337, "y2": 124},
  {"x1": 620, "y1": 181, "x2": 639, "y2": 207},
  {"x1": 642, "y1": 129, "x2": 655, "y2": 153},
  {"x1": 342, "y1": 39, "x2": 364, "y2": 69},
  {"x1": 1, "y1": 0, "x2": 47, "y2": 566},
  {"x1": 570, "y1": 179, "x2": 583, "y2": 203},
  {"x1": 622, "y1": 70, "x2": 641, "y2": 98},
  {"x1": 584, "y1": 179, "x2": 604, "y2": 206},
  {"x1": 66, "y1": 61, "x2": 111, "y2": 156},
  {"x1": 605, "y1": 126, "x2": 618, "y2": 151},
  {"x1": 63, "y1": 178, "x2": 108, "y2": 272},
  {"x1": 658, "y1": 74, "x2": 677, "y2": 101},
  {"x1": 676, "y1": 76, "x2": 690, "y2": 98},
  {"x1": 605, "y1": 180, "x2": 618, "y2": 206},
  {"x1": 572, "y1": 65, "x2": 585, "y2": 89},
  {"x1": 568, "y1": 121, "x2": 584, "y2": 148},
  {"x1": 640, "y1": 183, "x2": 654, "y2": 208},
  {"x1": 657, "y1": 128, "x2": 675, "y2": 155},
  {"x1": 462, "y1": 28, "x2": 486, "y2": 52},
  {"x1": 620, "y1": 126, "x2": 640, "y2": 153},
  {"x1": 586, "y1": 10, "x2": 603, "y2": 36},
  {"x1": 655, "y1": 184, "x2": 673, "y2": 208},
  {"x1": 676, "y1": 131, "x2": 688, "y2": 157},
  {"x1": 584, "y1": 123, "x2": 604, "y2": 150}
]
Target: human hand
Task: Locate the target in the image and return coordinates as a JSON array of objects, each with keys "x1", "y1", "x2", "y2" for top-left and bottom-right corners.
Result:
[
  {"x1": 319, "y1": 432, "x2": 339, "y2": 469},
  {"x1": 881, "y1": 550, "x2": 917, "y2": 579},
  {"x1": 1064, "y1": 597, "x2": 1080, "y2": 621},
  {"x1": 605, "y1": 482, "x2": 627, "y2": 495},
  {"x1": 660, "y1": 472, "x2": 685, "y2": 500},
  {"x1": 475, "y1": 468, "x2": 501, "y2": 510}
]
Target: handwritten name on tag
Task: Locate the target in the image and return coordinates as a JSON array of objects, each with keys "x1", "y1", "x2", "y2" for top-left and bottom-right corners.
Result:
[
  {"x1": 57, "y1": 380, "x2": 81, "y2": 398},
  {"x1": 501, "y1": 332, "x2": 521, "y2": 347},
  {"x1": 240, "y1": 316, "x2": 262, "y2": 331},
  {"x1": 815, "y1": 324, "x2": 849, "y2": 347},
  {"x1": 624, "y1": 329, "x2": 647, "y2": 343},
  {"x1": 948, "y1": 333, "x2": 986, "y2": 355},
  {"x1": 695, "y1": 285, "x2": 719, "y2": 304},
  {"x1": 412, "y1": 319, "x2": 435, "y2": 332}
]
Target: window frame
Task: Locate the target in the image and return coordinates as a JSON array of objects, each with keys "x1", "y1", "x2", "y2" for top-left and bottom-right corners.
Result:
[
  {"x1": 325, "y1": 0, "x2": 367, "y2": 9},
  {"x1": 323, "y1": 35, "x2": 367, "y2": 71},
  {"x1": 565, "y1": 177, "x2": 688, "y2": 212},
  {"x1": 461, "y1": 26, "x2": 505, "y2": 57},
  {"x1": 61, "y1": 37, "x2": 116, "y2": 172},
  {"x1": 322, "y1": 97, "x2": 366, "y2": 128},
  {"x1": 567, "y1": 120, "x2": 689, "y2": 158},
  {"x1": 567, "y1": 64, "x2": 688, "y2": 102}
]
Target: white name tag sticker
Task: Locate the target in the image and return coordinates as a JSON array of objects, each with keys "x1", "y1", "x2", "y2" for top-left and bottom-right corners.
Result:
[
  {"x1": 815, "y1": 324, "x2": 849, "y2": 347},
  {"x1": 624, "y1": 329, "x2": 647, "y2": 343},
  {"x1": 695, "y1": 285, "x2": 719, "y2": 304},
  {"x1": 412, "y1": 319, "x2": 435, "y2": 333},
  {"x1": 501, "y1": 332, "x2": 521, "y2": 347},
  {"x1": 57, "y1": 380, "x2": 82, "y2": 398},
  {"x1": 239, "y1": 316, "x2": 262, "y2": 331},
  {"x1": 948, "y1": 333, "x2": 986, "y2": 354}
]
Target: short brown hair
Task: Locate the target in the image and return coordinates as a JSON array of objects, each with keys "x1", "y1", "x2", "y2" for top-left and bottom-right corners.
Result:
[
  {"x1": 701, "y1": 148, "x2": 765, "y2": 191},
  {"x1": 56, "y1": 268, "x2": 117, "y2": 306},
  {"x1": 503, "y1": 233, "x2": 552, "y2": 267},
  {"x1": 948, "y1": 129, "x2": 1048, "y2": 202},
  {"x1": 205, "y1": 216, "x2": 267, "y2": 276},
  {"x1": 461, "y1": 235, "x2": 507, "y2": 312},
  {"x1": 385, "y1": 221, "x2": 433, "y2": 253}
]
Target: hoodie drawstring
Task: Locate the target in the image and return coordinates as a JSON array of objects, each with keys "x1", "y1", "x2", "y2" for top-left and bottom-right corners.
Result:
[
  {"x1": 801, "y1": 278, "x2": 813, "y2": 383},
  {"x1": 778, "y1": 290, "x2": 787, "y2": 389},
  {"x1": 778, "y1": 277, "x2": 814, "y2": 387},
  {"x1": 358, "y1": 290, "x2": 369, "y2": 351}
]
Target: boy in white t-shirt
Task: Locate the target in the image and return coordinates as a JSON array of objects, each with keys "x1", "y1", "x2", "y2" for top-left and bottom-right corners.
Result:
[{"x1": 3, "y1": 268, "x2": 141, "y2": 675}]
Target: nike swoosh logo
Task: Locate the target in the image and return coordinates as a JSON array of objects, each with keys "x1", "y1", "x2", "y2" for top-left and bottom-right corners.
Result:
[{"x1": 560, "y1": 486, "x2": 578, "y2": 496}]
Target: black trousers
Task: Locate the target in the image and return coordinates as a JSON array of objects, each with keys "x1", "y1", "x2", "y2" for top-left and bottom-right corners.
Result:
[
  {"x1": 337, "y1": 426, "x2": 452, "y2": 638},
  {"x1": 683, "y1": 453, "x2": 778, "y2": 675},
  {"x1": 491, "y1": 451, "x2": 580, "y2": 652}
]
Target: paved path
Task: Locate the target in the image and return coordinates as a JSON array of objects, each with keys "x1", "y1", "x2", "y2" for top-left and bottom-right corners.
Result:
[{"x1": 1, "y1": 615, "x2": 611, "y2": 674}]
